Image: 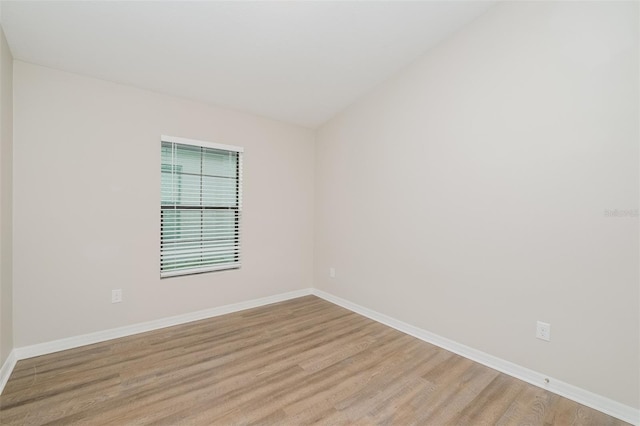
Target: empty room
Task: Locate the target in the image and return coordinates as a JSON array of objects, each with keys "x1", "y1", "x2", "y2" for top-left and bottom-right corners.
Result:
[{"x1": 0, "y1": 0, "x2": 638, "y2": 424}]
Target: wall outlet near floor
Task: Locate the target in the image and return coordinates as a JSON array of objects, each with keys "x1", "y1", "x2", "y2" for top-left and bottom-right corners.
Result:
[
  {"x1": 329, "y1": 267, "x2": 336, "y2": 278},
  {"x1": 536, "y1": 321, "x2": 550, "y2": 341},
  {"x1": 111, "y1": 289, "x2": 123, "y2": 303}
]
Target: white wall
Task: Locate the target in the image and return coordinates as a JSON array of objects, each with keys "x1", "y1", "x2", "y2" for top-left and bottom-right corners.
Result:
[
  {"x1": 315, "y1": 1, "x2": 639, "y2": 409},
  {"x1": 13, "y1": 61, "x2": 315, "y2": 347},
  {"x1": 0, "y1": 23, "x2": 14, "y2": 365}
]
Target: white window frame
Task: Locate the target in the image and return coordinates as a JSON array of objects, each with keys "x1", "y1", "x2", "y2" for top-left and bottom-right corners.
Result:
[{"x1": 160, "y1": 135, "x2": 243, "y2": 278}]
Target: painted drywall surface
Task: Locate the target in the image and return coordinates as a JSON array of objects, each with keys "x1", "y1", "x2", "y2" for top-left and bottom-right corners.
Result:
[
  {"x1": 315, "y1": 1, "x2": 639, "y2": 408},
  {"x1": 0, "y1": 24, "x2": 14, "y2": 366},
  {"x1": 13, "y1": 61, "x2": 315, "y2": 347}
]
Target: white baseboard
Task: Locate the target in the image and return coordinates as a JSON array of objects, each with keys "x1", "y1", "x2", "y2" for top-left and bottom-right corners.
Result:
[
  {"x1": 0, "y1": 349, "x2": 17, "y2": 394},
  {"x1": 4, "y1": 288, "x2": 313, "y2": 389},
  {"x1": 311, "y1": 289, "x2": 640, "y2": 426}
]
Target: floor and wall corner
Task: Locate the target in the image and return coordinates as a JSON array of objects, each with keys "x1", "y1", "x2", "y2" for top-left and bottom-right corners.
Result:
[{"x1": 0, "y1": 1, "x2": 638, "y2": 425}]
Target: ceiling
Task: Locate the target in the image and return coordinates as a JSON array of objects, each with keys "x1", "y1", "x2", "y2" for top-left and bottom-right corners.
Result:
[{"x1": 0, "y1": 1, "x2": 495, "y2": 128}]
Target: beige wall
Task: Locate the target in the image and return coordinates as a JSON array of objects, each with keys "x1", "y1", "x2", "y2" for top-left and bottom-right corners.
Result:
[
  {"x1": 315, "y1": 1, "x2": 639, "y2": 408},
  {"x1": 0, "y1": 24, "x2": 14, "y2": 366},
  {"x1": 12, "y1": 61, "x2": 315, "y2": 347}
]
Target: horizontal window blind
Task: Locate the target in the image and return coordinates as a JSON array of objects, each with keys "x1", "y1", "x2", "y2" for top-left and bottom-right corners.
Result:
[{"x1": 161, "y1": 136, "x2": 243, "y2": 277}]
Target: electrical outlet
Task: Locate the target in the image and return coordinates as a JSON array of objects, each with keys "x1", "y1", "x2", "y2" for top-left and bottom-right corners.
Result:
[
  {"x1": 536, "y1": 321, "x2": 550, "y2": 341},
  {"x1": 329, "y1": 267, "x2": 336, "y2": 278},
  {"x1": 111, "y1": 289, "x2": 123, "y2": 303}
]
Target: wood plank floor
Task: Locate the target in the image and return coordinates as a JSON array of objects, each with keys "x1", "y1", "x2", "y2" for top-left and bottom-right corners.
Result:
[{"x1": 0, "y1": 296, "x2": 629, "y2": 425}]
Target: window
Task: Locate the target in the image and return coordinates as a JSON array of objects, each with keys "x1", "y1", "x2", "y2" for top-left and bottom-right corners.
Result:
[{"x1": 161, "y1": 135, "x2": 243, "y2": 277}]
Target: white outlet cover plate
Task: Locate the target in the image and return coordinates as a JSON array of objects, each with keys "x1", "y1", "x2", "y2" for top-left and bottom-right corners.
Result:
[{"x1": 536, "y1": 321, "x2": 551, "y2": 341}]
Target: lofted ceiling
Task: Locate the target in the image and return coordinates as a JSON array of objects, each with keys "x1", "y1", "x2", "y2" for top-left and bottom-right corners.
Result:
[{"x1": 0, "y1": 1, "x2": 495, "y2": 128}]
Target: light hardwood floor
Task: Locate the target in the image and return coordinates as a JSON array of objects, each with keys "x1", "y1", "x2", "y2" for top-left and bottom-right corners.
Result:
[{"x1": 0, "y1": 296, "x2": 630, "y2": 425}]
